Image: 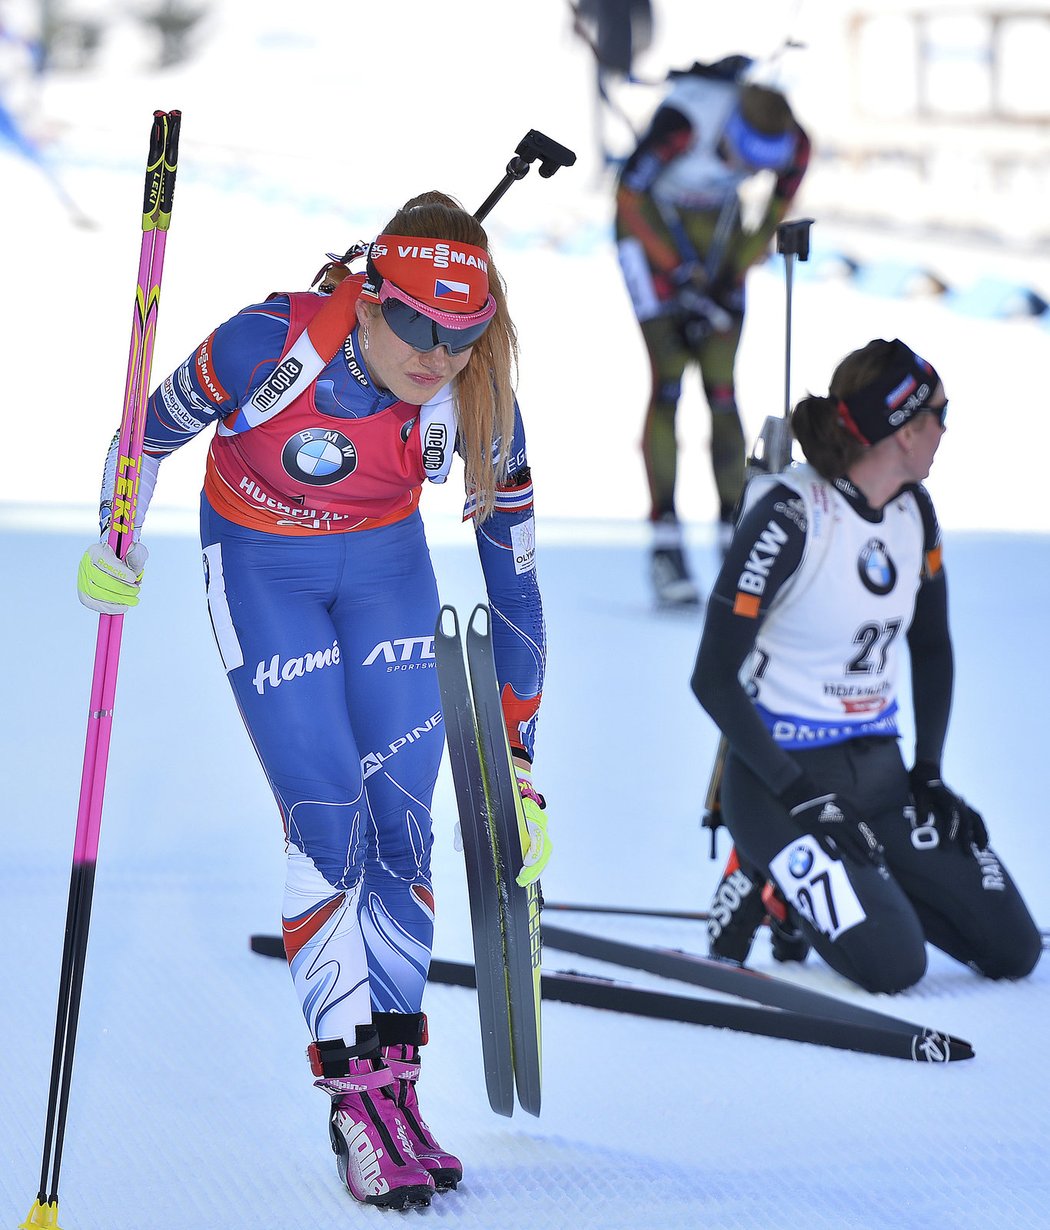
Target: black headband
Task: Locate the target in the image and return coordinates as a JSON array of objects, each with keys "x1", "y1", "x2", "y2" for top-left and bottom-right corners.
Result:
[{"x1": 837, "y1": 340, "x2": 941, "y2": 446}]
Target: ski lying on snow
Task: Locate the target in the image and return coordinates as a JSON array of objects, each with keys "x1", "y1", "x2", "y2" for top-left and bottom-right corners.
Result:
[
  {"x1": 544, "y1": 901, "x2": 1050, "y2": 947},
  {"x1": 246, "y1": 940, "x2": 971, "y2": 1063},
  {"x1": 543, "y1": 901, "x2": 713, "y2": 922},
  {"x1": 426, "y1": 958, "x2": 972, "y2": 1063},
  {"x1": 542, "y1": 924, "x2": 972, "y2": 1050},
  {"x1": 543, "y1": 924, "x2": 916, "y2": 1033},
  {"x1": 434, "y1": 603, "x2": 542, "y2": 1117}
]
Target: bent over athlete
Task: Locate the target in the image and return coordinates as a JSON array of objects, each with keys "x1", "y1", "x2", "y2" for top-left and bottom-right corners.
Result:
[
  {"x1": 691, "y1": 338, "x2": 1039, "y2": 994},
  {"x1": 615, "y1": 62, "x2": 810, "y2": 604},
  {"x1": 77, "y1": 194, "x2": 551, "y2": 1210}
]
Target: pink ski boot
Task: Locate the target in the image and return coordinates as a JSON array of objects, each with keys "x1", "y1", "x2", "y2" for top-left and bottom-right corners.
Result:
[
  {"x1": 310, "y1": 1027, "x2": 435, "y2": 1211},
  {"x1": 375, "y1": 1012, "x2": 463, "y2": 1191}
]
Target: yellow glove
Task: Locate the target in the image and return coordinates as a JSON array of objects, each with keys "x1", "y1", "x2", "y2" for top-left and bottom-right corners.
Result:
[
  {"x1": 77, "y1": 541, "x2": 149, "y2": 614},
  {"x1": 514, "y1": 764, "x2": 551, "y2": 887}
]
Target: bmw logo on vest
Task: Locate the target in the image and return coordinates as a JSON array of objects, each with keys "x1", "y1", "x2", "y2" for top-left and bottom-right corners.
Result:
[
  {"x1": 857, "y1": 538, "x2": 897, "y2": 596},
  {"x1": 282, "y1": 428, "x2": 358, "y2": 486}
]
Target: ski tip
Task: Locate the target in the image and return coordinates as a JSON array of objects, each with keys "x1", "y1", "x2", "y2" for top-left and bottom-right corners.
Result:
[
  {"x1": 436, "y1": 604, "x2": 460, "y2": 639},
  {"x1": 467, "y1": 602, "x2": 491, "y2": 636},
  {"x1": 911, "y1": 1029, "x2": 975, "y2": 1062}
]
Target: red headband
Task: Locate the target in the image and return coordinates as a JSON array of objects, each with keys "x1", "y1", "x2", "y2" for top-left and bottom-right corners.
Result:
[{"x1": 361, "y1": 233, "x2": 491, "y2": 314}]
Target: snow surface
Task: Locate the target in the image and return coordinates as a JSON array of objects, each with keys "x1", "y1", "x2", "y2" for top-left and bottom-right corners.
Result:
[{"x1": 3, "y1": 3, "x2": 1050, "y2": 1228}]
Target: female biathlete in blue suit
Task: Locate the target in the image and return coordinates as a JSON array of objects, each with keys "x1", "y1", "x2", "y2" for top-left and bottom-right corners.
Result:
[{"x1": 78, "y1": 193, "x2": 550, "y2": 1210}]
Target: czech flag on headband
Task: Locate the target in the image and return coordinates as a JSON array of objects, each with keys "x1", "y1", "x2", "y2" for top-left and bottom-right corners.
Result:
[
  {"x1": 434, "y1": 278, "x2": 472, "y2": 304},
  {"x1": 363, "y1": 233, "x2": 491, "y2": 314}
]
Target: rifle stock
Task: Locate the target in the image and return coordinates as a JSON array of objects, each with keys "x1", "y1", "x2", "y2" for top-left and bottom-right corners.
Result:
[{"x1": 747, "y1": 413, "x2": 794, "y2": 479}]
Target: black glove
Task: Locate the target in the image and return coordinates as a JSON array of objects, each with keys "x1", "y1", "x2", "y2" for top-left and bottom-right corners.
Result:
[
  {"x1": 670, "y1": 260, "x2": 709, "y2": 294},
  {"x1": 669, "y1": 261, "x2": 733, "y2": 342},
  {"x1": 908, "y1": 762, "x2": 989, "y2": 851},
  {"x1": 779, "y1": 774, "x2": 883, "y2": 865},
  {"x1": 709, "y1": 276, "x2": 746, "y2": 315}
]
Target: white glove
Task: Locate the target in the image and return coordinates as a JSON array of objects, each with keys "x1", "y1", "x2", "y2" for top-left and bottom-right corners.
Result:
[{"x1": 77, "y1": 541, "x2": 149, "y2": 614}]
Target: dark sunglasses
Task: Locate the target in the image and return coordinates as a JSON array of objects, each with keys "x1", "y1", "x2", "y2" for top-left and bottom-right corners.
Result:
[{"x1": 378, "y1": 280, "x2": 496, "y2": 356}]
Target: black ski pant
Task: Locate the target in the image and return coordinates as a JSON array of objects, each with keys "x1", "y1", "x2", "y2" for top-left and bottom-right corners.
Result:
[{"x1": 721, "y1": 736, "x2": 1041, "y2": 993}]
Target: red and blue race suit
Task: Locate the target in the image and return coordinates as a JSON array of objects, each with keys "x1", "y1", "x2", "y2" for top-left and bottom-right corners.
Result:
[{"x1": 125, "y1": 284, "x2": 545, "y2": 1042}]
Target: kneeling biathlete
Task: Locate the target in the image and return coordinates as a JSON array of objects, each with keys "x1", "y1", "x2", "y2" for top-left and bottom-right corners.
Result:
[
  {"x1": 78, "y1": 193, "x2": 551, "y2": 1210},
  {"x1": 691, "y1": 338, "x2": 1040, "y2": 993}
]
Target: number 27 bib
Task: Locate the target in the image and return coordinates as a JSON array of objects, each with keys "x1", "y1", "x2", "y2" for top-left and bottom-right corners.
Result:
[{"x1": 769, "y1": 835, "x2": 866, "y2": 940}]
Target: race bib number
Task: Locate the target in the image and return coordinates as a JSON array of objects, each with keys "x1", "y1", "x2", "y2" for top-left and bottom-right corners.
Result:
[{"x1": 769, "y1": 835, "x2": 866, "y2": 941}]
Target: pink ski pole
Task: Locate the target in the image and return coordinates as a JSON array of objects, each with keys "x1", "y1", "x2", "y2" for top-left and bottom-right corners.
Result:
[{"x1": 21, "y1": 109, "x2": 181, "y2": 1230}]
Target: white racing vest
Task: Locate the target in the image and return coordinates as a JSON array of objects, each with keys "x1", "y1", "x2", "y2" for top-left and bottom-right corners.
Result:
[
  {"x1": 741, "y1": 464, "x2": 925, "y2": 749},
  {"x1": 651, "y1": 76, "x2": 749, "y2": 209}
]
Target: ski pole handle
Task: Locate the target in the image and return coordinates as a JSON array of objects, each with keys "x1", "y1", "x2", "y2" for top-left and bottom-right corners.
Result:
[
  {"x1": 156, "y1": 109, "x2": 181, "y2": 231},
  {"x1": 109, "y1": 110, "x2": 181, "y2": 560},
  {"x1": 141, "y1": 111, "x2": 167, "y2": 228}
]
